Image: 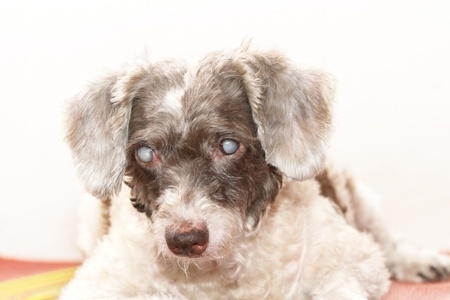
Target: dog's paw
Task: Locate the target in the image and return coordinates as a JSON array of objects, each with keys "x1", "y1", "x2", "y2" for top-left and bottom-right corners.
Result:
[
  {"x1": 330, "y1": 289, "x2": 368, "y2": 300},
  {"x1": 312, "y1": 288, "x2": 368, "y2": 300},
  {"x1": 387, "y1": 244, "x2": 450, "y2": 282}
]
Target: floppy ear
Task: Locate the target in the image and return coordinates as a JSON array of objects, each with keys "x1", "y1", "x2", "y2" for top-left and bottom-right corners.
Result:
[
  {"x1": 65, "y1": 66, "x2": 147, "y2": 200},
  {"x1": 234, "y1": 50, "x2": 335, "y2": 180}
]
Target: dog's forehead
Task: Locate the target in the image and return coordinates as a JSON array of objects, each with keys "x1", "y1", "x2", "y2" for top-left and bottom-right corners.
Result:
[
  {"x1": 130, "y1": 54, "x2": 251, "y2": 139},
  {"x1": 183, "y1": 56, "x2": 246, "y2": 114}
]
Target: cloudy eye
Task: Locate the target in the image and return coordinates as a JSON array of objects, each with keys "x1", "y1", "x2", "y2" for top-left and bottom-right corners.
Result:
[
  {"x1": 136, "y1": 146, "x2": 153, "y2": 163},
  {"x1": 220, "y1": 139, "x2": 239, "y2": 155}
]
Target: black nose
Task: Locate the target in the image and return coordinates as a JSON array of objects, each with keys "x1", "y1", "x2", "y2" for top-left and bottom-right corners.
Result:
[{"x1": 165, "y1": 228, "x2": 209, "y2": 257}]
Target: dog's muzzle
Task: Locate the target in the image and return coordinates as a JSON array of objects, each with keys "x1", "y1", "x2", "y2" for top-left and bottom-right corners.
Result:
[{"x1": 165, "y1": 222, "x2": 209, "y2": 258}]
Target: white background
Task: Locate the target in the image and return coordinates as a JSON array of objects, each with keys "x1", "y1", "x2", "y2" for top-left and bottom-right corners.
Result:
[{"x1": 0, "y1": 0, "x2": 449, "y2": 261}]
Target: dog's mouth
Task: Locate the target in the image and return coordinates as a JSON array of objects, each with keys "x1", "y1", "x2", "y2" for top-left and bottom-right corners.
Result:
[{"x1": 165, "y1": 222, "x2": 209, "y2": 258}]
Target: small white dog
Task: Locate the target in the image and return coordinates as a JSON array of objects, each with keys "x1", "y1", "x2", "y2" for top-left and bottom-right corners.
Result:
[{"x1": 61, "y1": 46, "x2": 450, "y2": 299}]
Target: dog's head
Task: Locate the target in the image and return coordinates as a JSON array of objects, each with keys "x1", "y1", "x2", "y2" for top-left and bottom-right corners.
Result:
[{"x1": 66, "y1": 47, "x2": 334, "y2": 261}]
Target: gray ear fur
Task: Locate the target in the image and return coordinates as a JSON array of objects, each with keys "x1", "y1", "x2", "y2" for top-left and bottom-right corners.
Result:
[
  {"x1": 65, "y1": 67, "x2": 146, "y2": 199},
  {"x1": 234, "y1": 49, "x2": 335, "y2": 180}
]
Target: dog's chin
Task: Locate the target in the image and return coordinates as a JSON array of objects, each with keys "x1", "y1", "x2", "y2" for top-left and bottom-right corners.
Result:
[
  {"x1": 159, "y1": 247, "x2": 228, "y2": 271},
  {"x1": 167, "y1": 251, "x2": 212, "y2": 262}
]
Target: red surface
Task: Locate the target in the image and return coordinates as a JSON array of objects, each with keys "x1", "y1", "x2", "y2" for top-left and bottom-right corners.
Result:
[
  {"x1": 0, "y1": 258, "x2": 80, "y2": 281},
  {"x1": 384, "y1": 280, "x2": 450, "y2": 299},
  {"x1": 1, "y1": 257, "x2": 449, "y2": 298}
]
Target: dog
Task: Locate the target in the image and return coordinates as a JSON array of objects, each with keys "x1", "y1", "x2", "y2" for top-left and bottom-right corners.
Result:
[{"x1": 61, "y1": 46, "x2": 450, "y2": 299}]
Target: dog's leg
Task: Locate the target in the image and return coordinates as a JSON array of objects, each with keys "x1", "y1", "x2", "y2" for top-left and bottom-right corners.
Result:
[
  {"x1": 348, "y1": 179, "x2": 450, "y2": 282},
  {"x1": 62, "y1": 188, "x2": 188, "y2": 299},
  {"x1": 291, "y1": 195, "x2": 390, "y2": 300},
  {"x1": 310, "y1": 264, "x2": 386, "y2": 300},
  {"x1": 60, "y1": 237, "x2": 188, "y2": 300}
]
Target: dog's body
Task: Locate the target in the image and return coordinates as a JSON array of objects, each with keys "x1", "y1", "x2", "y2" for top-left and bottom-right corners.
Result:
[{"x1": 61, "y1": 47, "x2": 450, "y2": 299}]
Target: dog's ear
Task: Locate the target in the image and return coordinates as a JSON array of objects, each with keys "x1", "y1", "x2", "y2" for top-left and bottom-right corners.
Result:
[
  {"x1": 234, "y1": 50, "x2": 335, "y2": 180},
  {"x1": 65, "y1": 66, "x2": 148, "y2": 199}
]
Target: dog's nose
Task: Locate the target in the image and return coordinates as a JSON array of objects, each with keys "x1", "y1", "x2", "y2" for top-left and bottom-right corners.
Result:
[{"x1": 165, "y1": 227, "x2": 209, "y2": 257}]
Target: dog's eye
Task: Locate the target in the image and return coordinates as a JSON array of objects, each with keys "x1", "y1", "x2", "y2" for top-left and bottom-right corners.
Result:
[
  {"x1": 220, "y1": 139, "x2": 239, "y2": 155},
  {"x1": 136, "y1": 146, "x2": 153, "y2": 163}
]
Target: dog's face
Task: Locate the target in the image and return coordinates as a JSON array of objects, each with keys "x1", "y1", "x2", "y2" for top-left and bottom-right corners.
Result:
[
  {"x1": 124, "y1": 57, "x2": 283, "y2": 259},
  {"x1": 66, "y1": 47, "x2": 334, "y2": 261}
]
